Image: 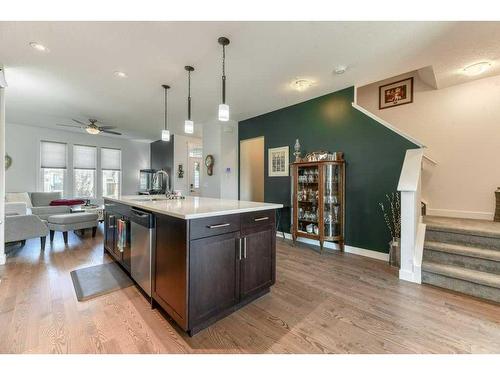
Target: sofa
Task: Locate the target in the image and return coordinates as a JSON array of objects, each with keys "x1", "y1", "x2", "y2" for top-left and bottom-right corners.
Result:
[{"x1": 6, "y1": 192, "x2": 71, "y2": 220}]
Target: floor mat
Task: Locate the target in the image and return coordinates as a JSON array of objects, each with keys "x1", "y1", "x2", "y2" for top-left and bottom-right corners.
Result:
[{"x1": 70, "y1": 262, "x2": 134, "y2": 301}]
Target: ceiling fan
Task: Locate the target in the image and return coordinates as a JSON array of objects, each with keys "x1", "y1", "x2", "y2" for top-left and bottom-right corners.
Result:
[{"x1": 56, "y1": 119, "x2": 122, "y2": 135}]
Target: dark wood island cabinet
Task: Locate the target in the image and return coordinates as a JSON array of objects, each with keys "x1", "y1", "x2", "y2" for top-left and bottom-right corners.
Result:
[
  {"x1": 104, "y1": 196, "x2": 280, "y2": 336},
  {"x1": 154, "y1": 210, "x2": 276, "y2": 335}
]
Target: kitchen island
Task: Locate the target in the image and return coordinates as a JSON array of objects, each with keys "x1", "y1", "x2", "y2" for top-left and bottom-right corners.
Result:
[{"x1": 103, "y1": 195, "x2": 282, "y2": 335}]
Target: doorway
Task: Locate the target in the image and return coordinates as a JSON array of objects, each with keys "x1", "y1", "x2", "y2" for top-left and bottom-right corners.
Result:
[
  {"x1": 187, "y1": 143, "x2": 202, "y2": 196},
  {"x1": 239, "y1": 136, "x2": 264, "y2": 202}
]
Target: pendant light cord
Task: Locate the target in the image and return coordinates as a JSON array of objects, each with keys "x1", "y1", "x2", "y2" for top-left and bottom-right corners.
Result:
[
  {"x1": 164, "y1": 86, "x2": 168, "y2": 131},
  {"x1": 188, "y1": 70, "x2": 192, "y2": 120},
  {"x1": 222, "y1": 44, "x2": 226, "y2": 104}
]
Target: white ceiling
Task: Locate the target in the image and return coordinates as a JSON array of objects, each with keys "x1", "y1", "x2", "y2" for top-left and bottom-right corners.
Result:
[{"x1": 1, "y1": 21, "x2": 499, "y2": 140}]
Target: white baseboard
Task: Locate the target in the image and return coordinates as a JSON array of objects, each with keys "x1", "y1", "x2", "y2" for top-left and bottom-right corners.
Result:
[
  {"x1": 427, "y1": 208, "x2": 494, "y2": 221},
  {"x1": 278, "y1": 232, "x2": 389, "y2": 262}
]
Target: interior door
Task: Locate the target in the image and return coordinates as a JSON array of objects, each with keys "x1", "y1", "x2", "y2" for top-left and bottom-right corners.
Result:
[
  {"x1": 188, "y1": 157, "x2": 202, "y2": 196},
  {"x1": 239, "y1": 136, "x2": 264, "y2": 202}
]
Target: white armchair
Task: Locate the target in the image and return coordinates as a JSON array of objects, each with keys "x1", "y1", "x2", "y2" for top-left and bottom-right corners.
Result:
[{"x1": 4, "y1": 202, "x2": 49, "y2": 251}]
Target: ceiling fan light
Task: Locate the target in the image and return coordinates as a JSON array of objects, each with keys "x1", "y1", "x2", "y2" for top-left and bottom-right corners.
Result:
[
  {"x1": 86, "y1": 127, "x2": 100, "y2": 135},
  {"x1": 161, "y1": 129, "x2": 171, "y2": 142},
  {"x1": 218, "y1": 104, "x2": 230, "y2": 121},
  {"x1": 184, "y1": 120, "x2": 194, "y2": 134}
]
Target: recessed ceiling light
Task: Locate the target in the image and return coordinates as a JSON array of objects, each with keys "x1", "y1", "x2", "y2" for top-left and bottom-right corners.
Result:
[
  {"x1": 291, "y1": 78, "x2": 314, "y2": 92},
  {"x1": 334, "y1": 65, "x2": 347, "y2": 74},
  {"x1": 113, "y1": 71, "x2": 128, "y2": 78},
  {"x1": 29, "y1": 42, "x2": 49, "y2": 52},
  {"x1": 463, "y1": 62, "x2": 492, "y2": 76}
]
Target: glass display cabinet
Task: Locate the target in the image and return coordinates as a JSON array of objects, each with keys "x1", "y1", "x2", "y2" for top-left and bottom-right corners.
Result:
[{"x1": 291, "y1": 160, "x2": 345, "y2": 252}]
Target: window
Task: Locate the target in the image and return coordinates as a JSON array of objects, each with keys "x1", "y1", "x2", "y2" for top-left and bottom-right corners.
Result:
[
  {"x1": 73, "y1": 145, "x2": 97, "y2": 198},
  {"x1": 188, "y1": 147, "x2": 203, "y2": 158},
  {"x1": 101, "y1": 148, "x2": 121, "y2": 198},
  {"x1": 40, "y1": 141, "x2": 67, "y2": 193}
]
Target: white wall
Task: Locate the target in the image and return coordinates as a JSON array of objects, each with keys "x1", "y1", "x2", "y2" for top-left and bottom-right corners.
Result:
[
  {"x1": 172, "y1": 134, "x2": 202, "y2": 196},
  {"x1": 357, "y1": 73, "x2": 500, "y2": 219},
  {"x1": 5, "y1": 123, "x2": 150, "y2": 199},
  {"x1": 201, "y1": 120, "x2": 238, "y2": 199}
]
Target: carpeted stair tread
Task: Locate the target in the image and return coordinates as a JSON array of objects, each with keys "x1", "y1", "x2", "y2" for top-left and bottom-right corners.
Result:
[
  {"x1": 424, "y1": 216, "x2": 500, "y2": 239},
  {"x1": 422, "y1": 261, "x2": 500, "y2": 289},
  {"x1": 424, "y1": 240, "x2": 500, "y2": 261}
]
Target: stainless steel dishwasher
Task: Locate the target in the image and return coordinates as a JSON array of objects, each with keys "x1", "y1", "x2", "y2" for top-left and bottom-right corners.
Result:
[{"x1": 129, "y1": 208, "x2": 155, "y2": 297}]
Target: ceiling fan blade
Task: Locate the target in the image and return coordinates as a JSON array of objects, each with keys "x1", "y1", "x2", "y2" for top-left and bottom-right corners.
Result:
[
  {"x1": 72, "y1": 119, "x2": 87, "y2": 125},
  {"x1": 97, "y1": 126, "x2": 116, "y2": 130},
  {"x1": 101, "y1": 130, "x2": 122, "y2": 135},
  {"x1": 56, "y1": 123, "x2": 81, "y2": 128}
]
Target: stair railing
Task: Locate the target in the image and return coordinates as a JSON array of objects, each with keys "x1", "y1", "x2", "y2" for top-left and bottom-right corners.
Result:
[{"x1": 397, "y1": 148, "x2": 426, "y2": 284}]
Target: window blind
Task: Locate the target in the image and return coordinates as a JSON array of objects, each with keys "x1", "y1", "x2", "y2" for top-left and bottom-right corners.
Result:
[
  {"x1": 40, "y1": 141, "x2": 67, "y2": 169},
  {"x1": 73, "y1": 145, "x2": 97, "y2": 169},
  {"x1": 101, "y1": 148, "x2": 121, "y2": 170}
]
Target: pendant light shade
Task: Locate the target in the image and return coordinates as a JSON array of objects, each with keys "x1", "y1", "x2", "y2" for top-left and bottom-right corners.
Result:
[
  {"x1": 161, "y1": 129, "x2": 170, "y2": 141},
  {"x1": 184, "y1": 120, "x2": 194, "y2": 134},
  {"x1": 161, "y1": 84, "x2": 171, "y2": 141},
  {"x1": 184, "y1": 66, "x2": 195, "y2": 134},
  {"x1": 218, "y1": 104, "x2": 229, "y2": 121},
  {"x1": 218, "y1": 37, "x2": 230, "y2": 122}
]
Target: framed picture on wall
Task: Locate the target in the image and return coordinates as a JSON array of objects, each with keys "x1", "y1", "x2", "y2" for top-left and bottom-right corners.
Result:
[
  {"x1": 379, "y1": 77, "x2": 414, "y2": 109},
  {"x1": 268, "y1": 146, "x2": 289, "y2": 177}
]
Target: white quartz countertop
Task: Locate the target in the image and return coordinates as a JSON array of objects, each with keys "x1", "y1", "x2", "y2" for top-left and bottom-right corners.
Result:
[{"x1": 105, "y1": 195, "x2": 283, "y2": 220}]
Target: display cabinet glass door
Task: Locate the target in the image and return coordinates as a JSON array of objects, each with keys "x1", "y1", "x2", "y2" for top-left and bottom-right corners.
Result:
[
  {"x1": 322, "y1": 163, "x2": 342, "y2": 240},
  {"x1": 296, "y1": 164, "x2": 320, "y2": 237}
]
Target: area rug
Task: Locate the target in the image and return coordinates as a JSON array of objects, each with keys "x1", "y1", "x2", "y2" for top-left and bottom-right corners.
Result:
[{"x1": 70, "y1": 262, "x2": 134, "y2": 301}]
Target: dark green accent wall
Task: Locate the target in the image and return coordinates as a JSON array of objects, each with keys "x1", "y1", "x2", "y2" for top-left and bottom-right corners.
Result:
[{"x1": 238, "y1": 86, "x2": 418, "y2": 253}]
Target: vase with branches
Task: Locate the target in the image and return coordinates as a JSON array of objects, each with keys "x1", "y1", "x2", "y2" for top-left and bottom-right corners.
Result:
[{"x1": 379, "y1": 192, "x2": 401, "y2": 267}]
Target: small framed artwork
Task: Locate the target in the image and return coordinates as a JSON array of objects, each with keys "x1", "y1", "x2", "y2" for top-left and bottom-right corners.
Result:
[
  {"x1": 268, "y1": 146, "x2": 289, "y2": 177},
  {"x1": 379, "y1": 77, "x2": 414, "y2": 110}
]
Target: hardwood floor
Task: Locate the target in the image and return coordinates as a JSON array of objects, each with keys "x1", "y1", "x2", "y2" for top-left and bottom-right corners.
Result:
[{"x1": 1, "y1": 226, "x2": 499, "y2": 354}]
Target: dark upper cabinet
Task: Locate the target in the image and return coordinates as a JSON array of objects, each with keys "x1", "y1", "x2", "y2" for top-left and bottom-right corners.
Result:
[
  {"x1": 150, "y1": 137, "x2": 174, "y2": 184},
  {"x1": 189, "y1": 231, "x2": 240, "y2": 327}
]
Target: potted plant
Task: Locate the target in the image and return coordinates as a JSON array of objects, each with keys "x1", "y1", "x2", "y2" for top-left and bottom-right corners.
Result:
[{"x1": 379, "y1": 193, "x2": 401, "y2": 268}]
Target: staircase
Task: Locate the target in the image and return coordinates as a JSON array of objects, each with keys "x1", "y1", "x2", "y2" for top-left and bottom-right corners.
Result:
[{"x1": 422, "y1": 216, "x2": 500, "y2": 303}]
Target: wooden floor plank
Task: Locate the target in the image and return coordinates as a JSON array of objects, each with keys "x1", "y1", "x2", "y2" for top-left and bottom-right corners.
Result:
[{"x1": 1, "y1": 228, "x2": 499, "y2": 353}]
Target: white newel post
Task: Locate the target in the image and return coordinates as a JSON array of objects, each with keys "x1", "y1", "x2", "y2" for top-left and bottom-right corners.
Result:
[
  {"x1": 397, "y1": 148, "x2": 424, "y2": 283},
  {"x1": 0, "y1": 67, "x2": 7, "y2": 265},
  {"x1": 399, "y1": 190, "x2": 417, "y2": 281}
]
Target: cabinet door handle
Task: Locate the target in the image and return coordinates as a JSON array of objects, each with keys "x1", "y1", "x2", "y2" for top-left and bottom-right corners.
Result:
[
  {"x1": 238, "y1": 238, "x2": 242, "y2": 260},
  {"x1": 243, "y1": 237, "x2": 247, "y2": 259},
  {"x1": 254, "y1": 216, "x2": 269, "y2": 222},
  {"x1": 207, "y1": 223, "x2": 230, "y2": 229}
]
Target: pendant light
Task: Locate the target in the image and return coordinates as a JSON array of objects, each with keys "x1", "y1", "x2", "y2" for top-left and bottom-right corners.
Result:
[
  {"x1": 161, "y1": 84, "x2": 171, "y2": 141},
  {"x1": 184, "y1": 65, "x2": 194, "y2": 134},
  {"x1": 218, "y1": 37, "x2": 230, "y2": 121}
]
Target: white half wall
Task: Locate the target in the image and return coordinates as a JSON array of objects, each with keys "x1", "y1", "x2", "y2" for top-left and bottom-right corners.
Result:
[
  {"x1": 5, "y1": 123, "x2": 150, "y2": 198},
  {"x1": 201, "y1": 120, "x2": 238, "y2": 199},
  {"x1": 357, "y1": 72, "x2": 500, "y2": 220}
]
